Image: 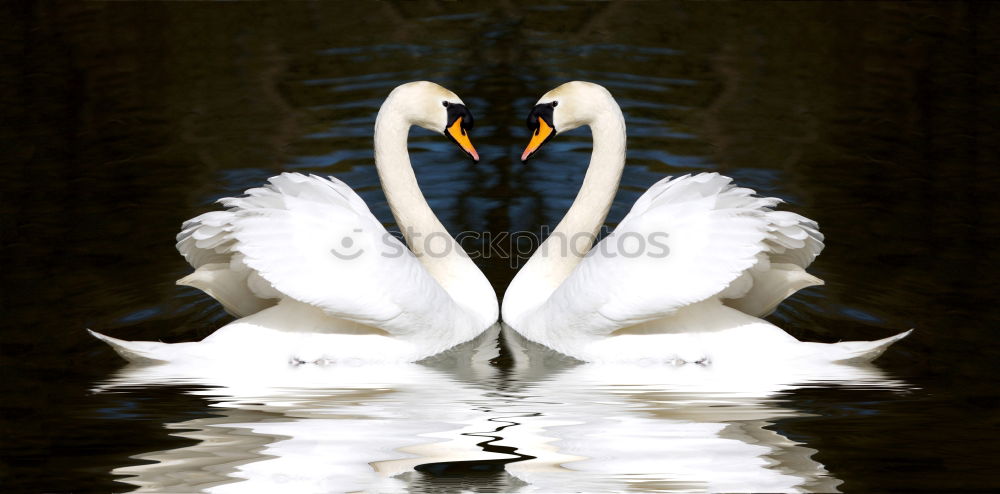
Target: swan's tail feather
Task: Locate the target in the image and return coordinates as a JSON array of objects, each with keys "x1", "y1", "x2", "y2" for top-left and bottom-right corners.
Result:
[
  {"x1": 830, "y1": 329, "x2": 913, "y2": 363},
  {"x1": 88, "y1": 329, "x2": 169, "y2": 364}
]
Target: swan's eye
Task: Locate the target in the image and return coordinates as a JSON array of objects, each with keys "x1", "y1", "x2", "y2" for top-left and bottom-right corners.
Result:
[
  {"x1": 526, "y1": 103, "x2": 556, "y2": 132},
  {"x1": 445, "y1": 103, "x2": 474, "y2": 130},
  {"x1": 551, "y1": 101, "x2": 558, "y2": 107},
  {"x1": 442, "y1": 101, "x2": 450, "y2": 107}
]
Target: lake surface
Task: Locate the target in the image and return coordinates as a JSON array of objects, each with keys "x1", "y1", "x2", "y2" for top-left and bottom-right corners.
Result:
[{"x1": 3, "y1": 2, "x2": 999, "y2": 492}]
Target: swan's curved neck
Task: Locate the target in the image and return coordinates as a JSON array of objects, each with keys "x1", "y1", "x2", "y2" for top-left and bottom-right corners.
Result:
[
  {"x1": 503, "y1": 102, "x2": 626, "y2": 326},
  {"x1": 373, "y1": 104, "x2": 444, "y2": 257},
  {"x1": 373, "y1": 99, "x2": 497, "y2": 329},
  {"x1": 547, "y1": 110, "x2": 627, "y2": 277}
]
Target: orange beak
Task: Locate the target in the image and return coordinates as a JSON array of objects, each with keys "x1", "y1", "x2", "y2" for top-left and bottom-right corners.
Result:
[
  {"x1": 521, "y1": 117, "x2": 554, "y2": 161},
  {"x1": 446, "y1": 117, "x2": 479, "y2": 161}
]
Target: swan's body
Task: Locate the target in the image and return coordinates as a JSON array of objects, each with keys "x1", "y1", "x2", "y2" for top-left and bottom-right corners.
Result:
[
  {"x1": 503, "y1": 81, "x2": 910, "y2": 364},
  {"x1": 92, "y1": 82, "x2": 498, "y2": 365}
]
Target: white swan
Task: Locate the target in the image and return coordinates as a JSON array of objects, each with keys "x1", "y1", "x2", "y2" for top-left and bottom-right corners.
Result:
[
  {"x1": 502, "y1": 81, "x2": 910, "y2": 364},
  {"x1": 91, "y1": 81, "x2": 498, "y2": 365}
]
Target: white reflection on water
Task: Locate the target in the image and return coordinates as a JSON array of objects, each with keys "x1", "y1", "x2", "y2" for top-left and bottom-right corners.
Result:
[
  {"x1": 498, "y1": 329, "x2": 910, "y2": 492},
  {"x1": 95, "y1": 325, "x2": 909, "y2": 493}
]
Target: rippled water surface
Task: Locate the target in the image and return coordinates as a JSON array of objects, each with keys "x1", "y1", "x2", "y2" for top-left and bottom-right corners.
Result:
[{"x1": 4, "y1": 2, "x2": 1000, "y2": 492}]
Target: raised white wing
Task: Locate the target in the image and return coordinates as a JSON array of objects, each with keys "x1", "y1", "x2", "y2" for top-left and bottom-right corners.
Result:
[
  {"x1": 720, "y1": 208, "x2": 824, "y2": 317},
  {"x1": 537, "y1": 173, "x2": 824, "y2": 335},
  {"x1": 175, "y1": 173, "x2": 468, "y2": 336}
]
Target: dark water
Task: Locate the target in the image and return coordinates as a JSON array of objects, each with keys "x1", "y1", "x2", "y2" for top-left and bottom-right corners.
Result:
[{"x1": 3, "y1": 1, "x2": 1000, "y2": 492}]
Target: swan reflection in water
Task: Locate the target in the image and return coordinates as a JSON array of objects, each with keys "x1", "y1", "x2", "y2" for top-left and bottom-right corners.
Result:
[{"x1": 95, "y1": 325, "x2": 910, "y2": 493}]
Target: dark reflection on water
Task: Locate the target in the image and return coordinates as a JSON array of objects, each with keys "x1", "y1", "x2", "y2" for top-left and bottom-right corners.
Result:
[{"x1": 3, "y1": 1, "x2": 999, "y2": 492}]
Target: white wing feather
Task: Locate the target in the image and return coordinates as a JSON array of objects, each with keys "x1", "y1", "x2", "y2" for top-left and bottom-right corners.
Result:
[
  {"x1": 537, "y1": 173, "x2": 824, "y2": 335},
  {"x1": 175, "y1": 173, "x2": 468, "y2": 336}
]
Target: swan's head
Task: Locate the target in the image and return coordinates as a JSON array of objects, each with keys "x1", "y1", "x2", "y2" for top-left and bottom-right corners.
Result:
[
  {"x1": 384, "y1": 81, "x2": 478, "y2": 161},
  {"x1": 521, "y1": 81, "x2": 617, "y2": 161}
]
